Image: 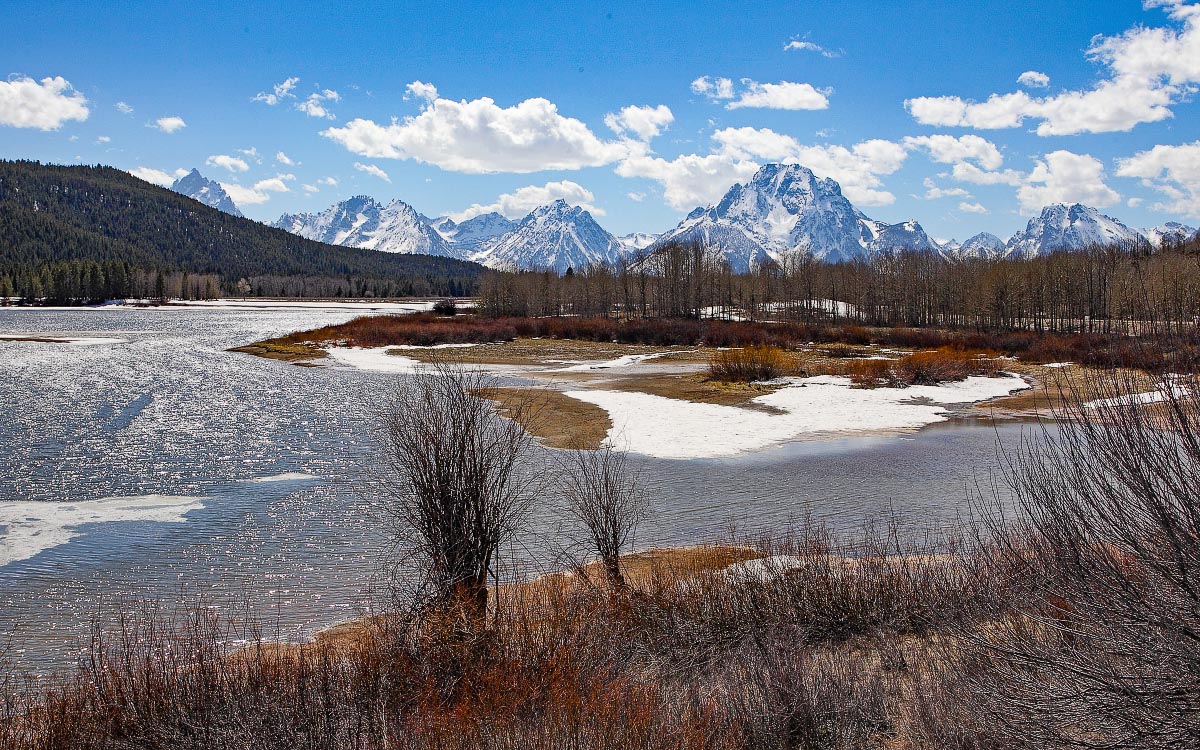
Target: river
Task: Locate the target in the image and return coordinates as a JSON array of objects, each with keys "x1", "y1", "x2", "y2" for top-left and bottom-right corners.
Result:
[{"x1": 0, "y1": 303, "x2": 1029, "y2": 671}]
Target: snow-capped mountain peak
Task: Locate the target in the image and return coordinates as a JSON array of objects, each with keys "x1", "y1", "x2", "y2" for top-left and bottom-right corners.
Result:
[
  {"x1": 651, "y1": 163, "x2": 938, "y2": 270},
  {"x1": 273, "y1": 196, "x2": 456, "y2": 257},
  {"x1": 470, "y1": 200, "x2": 623, "y2": 272},
  {"x1": 170, "y1": 168, "x2": 243, "y2": 217},
  {"x1": 1005, "y1": 203, "x2": 1147, "y2": 259}
]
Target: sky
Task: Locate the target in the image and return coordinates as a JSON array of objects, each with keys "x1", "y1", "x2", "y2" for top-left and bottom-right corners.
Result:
[{"x1": 2, "y1": 0, "x2": 1200, "y2": 241}]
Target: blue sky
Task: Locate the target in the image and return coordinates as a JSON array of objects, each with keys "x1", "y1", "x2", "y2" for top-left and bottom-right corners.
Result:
[{"x1": 2, "y1": 0, "x2": 1199, "y2": 240}]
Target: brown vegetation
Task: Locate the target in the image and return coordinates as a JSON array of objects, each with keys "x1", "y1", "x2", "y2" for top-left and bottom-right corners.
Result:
[
  {"x1": 708, "y1": 345, "x2": 793, "y2": 383},
  {"x1": 837, "y1": 347, "x2": 1002, "y2": 387}
]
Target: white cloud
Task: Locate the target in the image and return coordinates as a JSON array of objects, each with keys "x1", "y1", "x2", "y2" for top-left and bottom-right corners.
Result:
[
  {"x1": 236, "y1": 146, "x2": 263, "y2": 164},
  {"x1": 1017, "y1": 150, "x2": 1120, "y2": 214},
  {"x1": 784, "y1": 39, "x2": 839, "y2": 57},
  {"x1": 958, "y1": 201, "x2": 989, "y2": 214},
  {"x1": 0, "y1": 75, "x2": 89, "y2": 130},
  {"x1": 129, "y1": 167, "x2": 177, "y2": 186},
  {"x1": 354, "y1": 162, "x2": 391, "y2": 182},
  {"x1": 616, "y1": 152, "x2": 760, "y2": 211},
  {"x1": 275, "y1": 150, "x2": 293, "y2": 165},
  {"x1": 627, "y1": 191, "x2": 646, "y2": 202},
  {"x1": 152, "y1": 116, "x2": 186, "y2": 133},
  {"x1": 323, "y1": 88, "x2": 634, "y2": 173},
  {"x1": 302, "y1": 183, "x2": 320, "y2": 194},
  {"x1": 950, "y1": 162, "x2": 1025, "y2": 186},
  {"x1": 219, "y1": 174, "x2": 295, "y2": 206},
  {"x1": 297, "y1": 89, "x2": 340, "y2": 119},
  {"x1": 922, "y1": 177, "x2": 971, "y2": 199},
  {"x1": 691, "y1": 76, "x2": 734, "y2": 100},
  {"x1": 604, "y1": 104, "x2": 674, "y2": 141},
  {"x1": 318, "y1": 176, "x2": 338, "y2": 186},
  {"x1": 902, "y1": 134, "x2": 1004, "y2": 170},
  {"x1": 1017, "y1": 70, "x2": 1051, "y2": 88},
  {"x1": 1128, "y1": 197, "x2": 1145, "y2": 208},
  {"x1": 221, "y1": 183, "x2": 270, "y2": 206},
  {"x1": 1116, "y1": 140, "x2": 1200, "y2": 218},
  {"x1": 95, "y1": 135, "x2": 110, "y2": 143},
  {"x1": 205, "y1": 154, "x2": 250, "y2": 173},
  {"x1": 405, "y1": 81, "x2": 438, "y2": 102},
  {"x1": 906, "y1": 2, "x2": 1200, "y2": 135},
  {"x1": 712, "y1": 127, "x2": 907, "y2": 206},
  {"x1": 450, "y1": 180, "x2": 602, "y2": 221},
  {"x1": 253, "y1": 77, "x2": 299, "y2": 106},
  {"x1": 726, "y1": 80, "x2": 831, "y2": 110},
  {"x1": 115, "y1": 101, "x2": 133, "y2": 115}
]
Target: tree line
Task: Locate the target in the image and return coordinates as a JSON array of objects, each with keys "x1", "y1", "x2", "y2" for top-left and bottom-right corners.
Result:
[{"x1": 479, "y1": 234, "x2": 1200, "y2": 333}]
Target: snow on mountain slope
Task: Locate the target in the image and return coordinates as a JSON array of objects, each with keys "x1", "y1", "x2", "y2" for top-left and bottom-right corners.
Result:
[
  {"x1": 1005, "y1": 204, "x2": 1148, "y2": 259},
  {"x1": 1141, "y1": 222, "x2": 1198, "y2": 248},
  {"x1": 170, "y1": 168, "x2": 243, "y2": 217},
  {"x1": 273, "y1": 196, "x2": 457, "y2": 257},
  {"x1": 470, "y1": 199, "x2": 624, "y2": 273},
  {"x1": 618, "y1": 232, "x2": 660, "y2": 253},
  {"x1": 436, "y1": 212, "x2": 518, "y2": 250},
  {"x1": 955, "y1": 232, "x2": 1006, "y2": 259},
  {"x1": 650, "y1": 164, "x2": 937, "y2": 271}
]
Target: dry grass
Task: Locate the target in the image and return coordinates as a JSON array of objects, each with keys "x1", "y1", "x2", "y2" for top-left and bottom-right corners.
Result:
[
  {"x1": 708, "y1": 345, "x2": 793, "y2": 382},
  {"x1": 229, "y1": 341, "x2": 327, "y2": 363},
  {"x1": 487, "y1": 387, "x2": 612, "y2": 450}
]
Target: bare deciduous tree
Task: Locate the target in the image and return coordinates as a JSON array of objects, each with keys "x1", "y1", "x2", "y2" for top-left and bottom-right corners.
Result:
[
  {"x1": 376, "y1": 360, "x2": 543, "y2": 623},
  {"x1": 558, "y1": 445, "x2": 648, "y2": 588}
]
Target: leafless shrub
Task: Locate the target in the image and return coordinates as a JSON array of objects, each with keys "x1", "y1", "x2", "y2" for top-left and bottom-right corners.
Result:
[
  {"x1": 955, "y1": 368, "x2": 1200, "y2": 749},
  {"x1": 374, "y1": 360, "x2": 546, "y2": 624},
  {"x1": 558, "y1": 445, "x2": 648, "y2": 588}
]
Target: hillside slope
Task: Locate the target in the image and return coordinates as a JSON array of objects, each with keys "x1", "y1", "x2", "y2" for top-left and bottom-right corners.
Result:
[{"x1": 0, "y1": 161, "x2": 482, "y2": 296}]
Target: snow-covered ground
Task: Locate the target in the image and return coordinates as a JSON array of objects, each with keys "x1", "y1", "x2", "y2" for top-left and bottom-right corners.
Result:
[
  {"x1": 179, "y1": 299, "x2": 437, "y2": 312},
  {"x1": 564, "y1": 374, "x2": 1030, "y2": 460},
  {"x1": 1085, "y1": 383, "x2": 1191, "y2": 409},
  {"x1": 554, "y1": 350, "x2": 695, "y2": 372},
  {"x1": 0, "y1": 494, "x2": 206, "y2": 567},
  {"x1": 326, "y1": 346, "x2": 425, "y2": 373}
]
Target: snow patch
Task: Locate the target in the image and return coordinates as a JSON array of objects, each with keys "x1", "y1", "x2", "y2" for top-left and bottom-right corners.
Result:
[
  {"x1": 563, "y1": 374, "x2": 1030, "y2": 459},
  {"x1": 244, "y1": 472, "x2": 320, "y2": 483},
  {"x1": 555, "y1": 350, "x2": 694, "y2": 372},
  {"x1": 0, "y1": 495, "x2": 206, "y2": 567}
]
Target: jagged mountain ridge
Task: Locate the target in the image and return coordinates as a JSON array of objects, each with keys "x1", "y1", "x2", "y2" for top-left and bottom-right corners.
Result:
[
  {"x1": 271, "y1": 164, "x2": 1197, "y2": 271},
  {"x1": 469, "y1": 199, "x2": 623, "y2": 273},
  {"x1": 650, "y1": 163, "x2": 940, "y2": 271},
  {"x1": 273, "y1": 196, "x2": 456, "y2": 257},
  {"x1": 170, "y1": 168, "x2": 243, "y2": 218}
]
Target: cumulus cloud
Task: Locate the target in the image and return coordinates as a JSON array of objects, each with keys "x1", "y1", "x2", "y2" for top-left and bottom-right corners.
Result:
[
  {"x1": 905, "y1": 2, "x2": 1200, "y2": 135},
  {"x1": 323, "y1": 88, "x2": 633, "y2": 173},
  {"x1": 627, "y1": 191, "x2": 646, "y2": 202},
  {"x1": 450, "y1": 180, "x2": 602, "y2": 221},
  {"x1": 784, "y1": 38, "x2": 840, "y2": 57},
  {"x1": 1116, "y1": 140, "x2": 1200, "y2": 217},
  {"x1": 253, "y1": 77, "x2": 299, "y2": 106},
  {"x1": 275, "y1": 150, "x2": 293, "y2": 165},
  {"x1": 318, "y1": 176, "x2": 338, "y2": 186},
  {"x1": 0, "y1": 75, "x2": 89, "y2": 130},
  {"x1": 151, "y1": 116, "x2": 186, "y2": 133},
  {"x1": 405, "y1": 81, "x2": 438, "y2": 102},
  {"x1": 921, "y1": 177, "x2": 971, "y2": 199},
  {"x1": 690, "y1": 76, "x2": 734, "y2": 100},
  {"x1": 727, "y1": 80, "x2": 831, "y2": 110},
  {"x1": 129, "y1": 167, "x2": 178, "y2": 186},
  {"x1": 205, "y1": 154, "x2": 249, "y2": 173},
  {"x1": 115, "y1": 101, "x2": 133, "y2": 115},
  {"x1": 95, "y1": 135, "x2": 110, "y2": 144},
  {"x1": 219, "y1": 173, "x2": 295, "y2": 206},
  {"x1": 958, "y1": 201, "x2": 989, "y2": 214},
  {"x1": 1017, "y1": 150, "x2": 1120, "y2": 214},
  {"x1": 902, "y1": 134, "x2": 1004, "y2": 170},
  {"x1": 1017, "y1": 70, "x2": 1051, "y2": 88},
  {"x1": 616, "y1": 152, "x2": 760, "y2": 211},
  {"x1": 297, "y1": 89, "x2": 339, "y2": 119},
  {"x1": 353, "y1": 162, "x2": 390, "y2": 182},
  {"x1": 302, "y1": 183, "x2": 320, "y2": 194},
  {"x1": 693, "y1": 76, "x2": 830, "y2": 110},
  {"x1": 950, "y1": 162, "x2": 1025, "y2": 186},
  {"x1": 604, "y1": 104, "x2": 674, "y2": 141}
]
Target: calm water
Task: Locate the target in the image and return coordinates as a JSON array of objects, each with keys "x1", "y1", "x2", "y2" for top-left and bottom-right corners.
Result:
[{"x1": 0, "y1": 305, "x2": 1028, "y2": 670}]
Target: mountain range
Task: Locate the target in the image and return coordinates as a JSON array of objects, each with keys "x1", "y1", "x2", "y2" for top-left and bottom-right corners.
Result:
[{"x1": 170, "y1": 166, "x2": 1198, "y2": 272}]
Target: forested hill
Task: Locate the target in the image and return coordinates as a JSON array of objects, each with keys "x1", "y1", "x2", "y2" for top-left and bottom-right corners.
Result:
[{"x1": 0, "y1": 160, "x2": 483, "y2": 299}]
